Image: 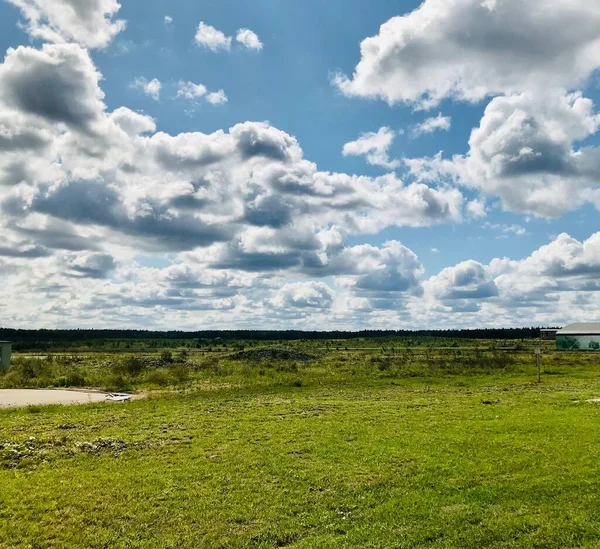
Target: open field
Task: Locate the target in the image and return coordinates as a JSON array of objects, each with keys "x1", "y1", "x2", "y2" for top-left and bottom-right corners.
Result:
[
  {"x1": 0, "y1": 336, "x2": 558, "y2": 393},
  {"x1": 2, "y1": 338, "x2": 600, "y2": 548}
]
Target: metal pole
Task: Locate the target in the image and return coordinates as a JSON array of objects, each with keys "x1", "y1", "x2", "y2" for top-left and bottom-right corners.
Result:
[{"x1": 535, "y1": 348, "x2": 541, "y2": 383}]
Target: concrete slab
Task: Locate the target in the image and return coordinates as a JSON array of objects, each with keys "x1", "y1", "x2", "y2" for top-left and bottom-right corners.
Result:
[{"x1": 0, "y1": 389, "x2": 110, "y2": 408}]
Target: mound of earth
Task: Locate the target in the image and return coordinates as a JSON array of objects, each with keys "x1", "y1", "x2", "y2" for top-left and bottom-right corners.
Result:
[{"x1": 230, "y1": 349, "x2": 316, "y2": 362}]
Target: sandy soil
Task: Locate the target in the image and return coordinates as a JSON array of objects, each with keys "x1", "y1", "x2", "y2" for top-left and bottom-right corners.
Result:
[{"x1": 0, "y1": 389, "x2": 111, "y2": 408}]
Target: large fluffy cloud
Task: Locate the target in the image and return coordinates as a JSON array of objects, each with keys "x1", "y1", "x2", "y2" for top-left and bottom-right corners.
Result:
[
  {"x1": 336, "y1": 0, "x2": 600, "y2": 219},
  {"x1": 418, "y1": 232, "x2": 600, "y2": 323},
  {"x1": 5, "y1": 2, "x2": 599, "y2": 329},
  {"x1": 492, "y1": 233, "x2": 600, "y2": 306},
  {"x1": 424, "y1": 260, "x2": 499, "y2": 313},
  {"x1": 0, "y1": 43, "x2": 468, "y2": 254},
  {"x1": 406, "y1": 91, "x2": 600, "y2": 216},
  {"x1": 7, "y1": 0, "x2": 126, "y2": 49},
  {"x1": 0, "y1": 43, "x2": 105, "y2": 133},
  {"x1": 272, "y1": 282, "x2": 334, "y2": 310},
  {"x1": 335, "y1": 0, "x2": 600, "y2": 107},
  {"x1": 5, "y1": 227, "x2": 600, "y2": 329}
]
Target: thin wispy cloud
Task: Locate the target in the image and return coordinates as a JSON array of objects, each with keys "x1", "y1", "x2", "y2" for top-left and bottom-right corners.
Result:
[{"x1": 412, "y1": 114, "x2": 451, "y2": 136}]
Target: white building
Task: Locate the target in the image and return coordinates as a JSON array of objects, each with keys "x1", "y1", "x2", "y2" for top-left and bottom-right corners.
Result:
[{"x1": 556, "y1": 324, "x2": 600, "y2": 350}]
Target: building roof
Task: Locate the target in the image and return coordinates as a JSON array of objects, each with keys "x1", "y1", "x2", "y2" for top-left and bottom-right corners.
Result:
[{"x1": 557, "y1": 323, "x2": 600, "y2": 335}]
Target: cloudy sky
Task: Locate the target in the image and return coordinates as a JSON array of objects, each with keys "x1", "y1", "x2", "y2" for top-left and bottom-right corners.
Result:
[{"x1": 0, "y1": 0, "x2": 600, "y2": 330}]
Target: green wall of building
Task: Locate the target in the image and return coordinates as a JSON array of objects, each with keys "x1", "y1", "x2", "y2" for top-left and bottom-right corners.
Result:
[{"x1": 557, "y1": 335, "x2": 600, "y2": 350}]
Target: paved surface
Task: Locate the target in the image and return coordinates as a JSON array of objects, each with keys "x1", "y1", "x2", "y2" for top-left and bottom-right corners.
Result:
[{"x1": 0, "y1": 389, "x2": 109, "y2": 408}]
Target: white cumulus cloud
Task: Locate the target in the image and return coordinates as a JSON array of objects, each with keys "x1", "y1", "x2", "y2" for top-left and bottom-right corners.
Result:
[
  {"x1": 6, "y1": 0, "x2": 126, "y2": 49},
  {"x1": 177, "y1": 81, "x2": 207, "y2": 99},
  {"x1": 206, "y1": 90, "x2": 228, "y2": 105},
  {"x1": 342, "y1": 127, "x2": 400, "y2": 169},
  {"x1": 334, "y1": 0, "x2": 600, "y2": 107},
  {"x1": 272, "y1": 281, "x2": 334, "y2": 310},
  {"x1": 131, "y1": 77, "x2": 162, "y2": 101},
  {"x1": 236, "y1": 28, "x2": 263, "y2": 51},
  {"x1": 10, "y1": 7, "x2": 600, "y2": 328},
  {"x1": 406, "y1": 91, "x2": 600, "y2": 217},
  {"x1": 194, "y1": 22, "x2": 232, "y2": 52}
]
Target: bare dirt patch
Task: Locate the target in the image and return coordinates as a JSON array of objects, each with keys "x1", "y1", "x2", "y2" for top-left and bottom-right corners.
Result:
[{"x1": 0, "y1": 389, "x2": 113, "y2": 408}]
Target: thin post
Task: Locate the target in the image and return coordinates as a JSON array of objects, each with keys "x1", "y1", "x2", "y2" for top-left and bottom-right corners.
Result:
[{"x1": 535, "y1": 347, "x2": 541, "y2": 383}]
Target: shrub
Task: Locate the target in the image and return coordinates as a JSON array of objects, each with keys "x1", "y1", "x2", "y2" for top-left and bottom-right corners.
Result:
[
  {"x1": 16, "y1": 359, "x2": 41, "y2": 379},
  {"x1": 55, "y1": 371, "x2": 86, "y2": 387},
  {"x1": 107, "y1": 374, "x2": 131, "y2": 392},
  {"x1": 377, "y1": 359, "x2": 392, "y2": 372},
  {"x1": 1, "y1": 370, "x2": 28, "y2": 388},
  {"x1": 145, "y1": 369, "x2": 170, "y2": 387},
  {"x1": 198, "y1": 356, "x2": 221, "y2": 374},
  {"x1": 170, "y1": 364, "x2": 190, "y2": 384},
  {"x1": 2, "y1": 358, "x2": 51, "y2": 386},
  {"x1": 112, "y1": 356, "x2": 144, "y2": 377},
  {"x1": 177, "y1": 349, "x2": 189, "y2": 362},
  {"x1": 124, "y1": 356, "x2": 144, "y2": 376},
  {"x1": 370, "y1": 356, "x2": 392, "y2": 371}
]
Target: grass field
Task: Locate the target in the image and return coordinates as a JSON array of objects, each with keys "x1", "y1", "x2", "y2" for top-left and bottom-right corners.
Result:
[{"x1": 2, "y1": 340, "x2": 600, "y2": 548}]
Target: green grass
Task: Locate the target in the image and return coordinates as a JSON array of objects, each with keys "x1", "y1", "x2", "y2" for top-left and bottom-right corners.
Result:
[
  {"x1": 0, "y1": 337, "x2": 559, "y2": 392},
  {"x1": 2, "y1": 344, "x2": 600, "y2": 547}
]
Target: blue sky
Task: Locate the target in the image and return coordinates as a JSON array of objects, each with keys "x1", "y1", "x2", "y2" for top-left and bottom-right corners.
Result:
[{"x1": 0, "y1": 0, "x2": 600, "y2": 329}]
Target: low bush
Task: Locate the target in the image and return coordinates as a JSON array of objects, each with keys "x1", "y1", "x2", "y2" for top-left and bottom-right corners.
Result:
[
  {"x1": 55, "y1": 371, "x2": 86, "y2": 387},
  {"x1": 169, "y1": 364, "x2": 190, "y2": 384},
  {"x1": 145, "y1": 369, "x2": 171, "y2": 387}
]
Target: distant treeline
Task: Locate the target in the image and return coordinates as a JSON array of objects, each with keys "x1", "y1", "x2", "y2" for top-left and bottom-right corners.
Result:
[{"x1": 0, "y1": 327, "x2": 547, "y2": 344}]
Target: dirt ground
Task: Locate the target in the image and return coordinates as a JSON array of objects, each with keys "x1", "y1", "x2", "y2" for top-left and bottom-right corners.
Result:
[{"x1": 0, "y1": 389, "x2": 109, "y2": 408}]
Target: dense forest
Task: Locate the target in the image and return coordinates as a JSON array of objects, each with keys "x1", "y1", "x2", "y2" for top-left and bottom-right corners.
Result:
[{"x1": 0, "y1": 327, "x2": 549, "y2": 349}]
